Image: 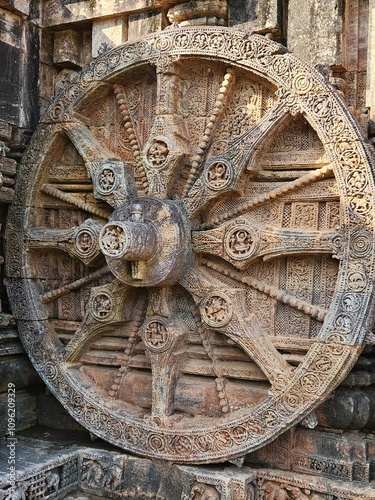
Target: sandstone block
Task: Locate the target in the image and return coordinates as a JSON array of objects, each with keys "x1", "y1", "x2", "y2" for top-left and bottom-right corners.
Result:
[
  {"x1": 128, "y1": 10, "x2": 164, "y2": 41},
  {"x1": 92, "y1": 17, "x2": 127, "y2": 58},
  {"x1": 53, "y1": 30, "x2": 83, "y2": 68}
]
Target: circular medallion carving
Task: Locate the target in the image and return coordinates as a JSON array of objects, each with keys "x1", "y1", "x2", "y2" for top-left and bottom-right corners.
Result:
[
  {"x1": 97, "y1": 166, "x2": 117, "y2": 194},
  {"x1": 99, "y1": 224, "x2": 128, "y2": 257},
  {"x1": 146, "y1": 140, "x2": 169, "y2": 169},
  {"x1": 201, "y1": 292, "x2": 232, "y2": 327},
  {"x1": 225, "y1": 225, "x2": 256, "y2": 260},
  {"x1": 143, "y1": 319, "x2": 172, "y2": 352},
  {"x1": 7, "y1": 27, "x2": 375, "y2": 464},
  {"x1": 90, "y1": 292, "x2": 113, "y2": 320},
  {"x1": 205, "y1": 160, "x2": 232, "y2": 190}
]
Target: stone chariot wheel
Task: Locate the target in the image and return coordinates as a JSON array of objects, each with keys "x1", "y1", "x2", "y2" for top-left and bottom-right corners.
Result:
[{"x1": 6, "y1": 26, "x2": 375, "y2": 463}]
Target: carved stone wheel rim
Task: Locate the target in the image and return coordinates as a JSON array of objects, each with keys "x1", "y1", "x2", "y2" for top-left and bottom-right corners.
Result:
[{"x1": 6, "y1": 27, "x2": 375, "y2": 463}]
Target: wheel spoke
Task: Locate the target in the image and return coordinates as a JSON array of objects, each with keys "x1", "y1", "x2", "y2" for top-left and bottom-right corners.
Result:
[
  {"x1": 182, "y1": 67, "x2": 236, "y2": 198},
  {"x1": 41, "y1": 184, "x2": 110, "y2": 220},
  {"x1": 193, "y1": 219, "x2": 341, "y2": 270},
  {"x1": 63, "y1": 122, "x2": 135, "y2": 207},
  {"x1": 202, "y1": 258, "x2": 328, "y2": 322},
  {"x1": 140, "y1": 60, "x2": 190, "y2": 199},
  {"x1": 27, "y1": 219, "x2": 103, "y2": 266},
  {"x1": 201, "y1": 164, "x2": 334, "y2": 229},
  {"x1": 141, "y1": 287, "x2": 188, "y2": 420},
  {"x1": 41, "y1": 266, "x2": 110, "y2": 303},
  {"x1": 185, "y1": 102, "x2": 290, "y2": 217},
  {"x1": 114, "y1": 84, "x2": 148, "y2": 195},
  {"x1": 64, "y1": 280, "x2": 135, "y2": 362},
  {"x1": 180, "y1": 266, "x2": 293, "y2": 390}
]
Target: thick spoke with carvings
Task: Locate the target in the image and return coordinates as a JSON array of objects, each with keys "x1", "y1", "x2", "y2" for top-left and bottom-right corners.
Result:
[
  {"x1": 63, "y1": 122, "x2": 115, "y2": 162},
  {"x1": 65, "y1": 281, "x2": 135, "y2": 362},
  {"x1": 141, "y1": 61, "x2": 190, "y2": 199},
  {"x1": 63, "y1": 122, "x2": 135, "y2": 207},
  {"x1": 180, "y1": 267, "x2": 293, "y2": 389},
  {"x1": 185, "y1": 103, "x2": 290, "y2": 217},
  {"x1": 141, "y1": 288, "x2": 188, "y2": 419},
  {"x1": 193, "y1": 221, "x2": 341, "y2": 270},
  {"x1": 26, "y1": 219, "x2": 103, "y2": 266}
]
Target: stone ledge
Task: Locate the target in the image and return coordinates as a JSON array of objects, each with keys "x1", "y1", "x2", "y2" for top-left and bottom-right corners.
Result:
[{"x1": 0, "y1": 427, "x2": 374, "y2": 499}]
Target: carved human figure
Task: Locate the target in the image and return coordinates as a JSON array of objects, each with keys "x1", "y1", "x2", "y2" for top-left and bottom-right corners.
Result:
[
  {"x1": 205, "y1": 296, "x2": 229, "y2": 324},
  {"x1": 76, "y1": 231, "x2": 93, "y2": 253},
  {"x1": 100, "y1": 226, "x2": 126, "y2": 255},
  {"x1": 262, "y1": 481, "x2": 289, "y2": 500},
  {"x1": 92, "y1": 294, "x2": 112, "y2": 318},
  {"x1": 285, "y1": 485, "x2": 310, "y2": 500},
  {"x1": 98, "y1": 168, "x2": 116, "y2": 192},
  {"x1": 82, "y1": 460, "x2": 105, "y2": 487},
  {"x1": 229, "y1": 229, "x2": 253, "y2": 255},
  {"x1": 145, "y1": 321, "x2": 168, "y2": 348},
  {"x1": 207, "y1": 162, "x2": 228, "y2": 188},
  {"x1": 147, "y1": 140, "x2": 169, "y2": 168},
  {"x1": 190, "y1": 482, "x2": 220, "y2": 500},
  {"x1": 105, "y1": 463, "x2": 123, "y2": 490}
]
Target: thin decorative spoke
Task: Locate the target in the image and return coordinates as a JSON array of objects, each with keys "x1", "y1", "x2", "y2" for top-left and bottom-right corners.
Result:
[
  {"x1": 182, "y1": 67, "x2": 236, "y2": 198},
  {"x1": 201, "y1": 164, "x2": 334, "y2": 229},
  {"x1": 202, "y1": 258, "x2": 328, "y2": 322},
  {"x1": 41, "y1": 266, "x2": 110, "y2": 303},
  {"x1": 42, "y1": 184, "x2": 109, "y2": 220},
  {"x1": 114, "y1": 84, "x2": 148, "y2": 194}
]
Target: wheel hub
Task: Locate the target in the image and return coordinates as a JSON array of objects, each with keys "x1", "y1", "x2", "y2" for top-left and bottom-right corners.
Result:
[{"x1": 99, "y1": 198, "x2": 191, "y2": 287}]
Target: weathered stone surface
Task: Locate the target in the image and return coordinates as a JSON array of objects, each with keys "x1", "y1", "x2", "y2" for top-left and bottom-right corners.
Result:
[
  {"x1": 287, "y1": 0, "x2": 343, "y2": 67},
  {"x1": 167, "y1": 0, "x2": 228, "y2": 25},
  {"x1": 42, "y1": 0, "x2": 162, "y2": 27},
  {"x1": 0, "y1": 0, "x2": 29, "y2": 16},
  {"x1": 128, "y1": 9, "x2": 164, "y2": 40},
  {"x1": 0, "y1": 390, "x2": 37, "y2": 434},
  {"x1": 0, "y1": 355, "x2": 41, "y2": 392},
  {"x1": 366, "y1": 0, "x2": 375, "y2": 120},
  {"x1": 1, "y1": 1, "x2": 375, "y2": 498},
  {"x1": 0, "y1": 120, "x2": 12, "y2": 141},
  {"x1": 38, "y1": 393, "x2": 87, "y2": 432},
  {"x1": 1, "y1": 428, "x2": 375, "y2": 498},
  {"x1": 54, "y1": 30, "x2": 83, "y2": 68},
  {"x1": 92, "y1": 17, "x2": 127, "y2": 57},
  {"x1": 228, "y1": 0, "x2": 278, "y2": 32}
]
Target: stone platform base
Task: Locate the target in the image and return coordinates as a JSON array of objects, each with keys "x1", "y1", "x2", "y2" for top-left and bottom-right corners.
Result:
[{"x1": 1, "y1": 428, "x2": 374, "y2": 499}]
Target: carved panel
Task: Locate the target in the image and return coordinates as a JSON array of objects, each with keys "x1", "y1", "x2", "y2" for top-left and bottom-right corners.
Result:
[{"x1": 6, "y1": 27, "x2": 375, "y2": 464}]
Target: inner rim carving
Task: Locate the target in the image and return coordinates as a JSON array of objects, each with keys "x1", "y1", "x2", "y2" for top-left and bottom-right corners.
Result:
[{"x1": 6, "y1": 27, "x2": 375, "y2": 464}]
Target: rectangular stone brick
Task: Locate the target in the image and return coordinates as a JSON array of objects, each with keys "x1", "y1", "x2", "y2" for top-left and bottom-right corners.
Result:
[
  {"x1": 54, "y1": 29, "x2": 83, "y2": 68},
  {"x1": 92, "y1": 17, "x2": 127, "y2": 58},
  {"x1": 0, "y1": 120, "x2": 12, "y2": 141},
  {"x1": 0, "y1": 389, "x2": 37, "y2": 434},
  {"x1": 128, "y1": 9, "x2": 163, "y2": 41},
  {"x1": 42, "y1": 0, "x2": 161, "y2": 27}
]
